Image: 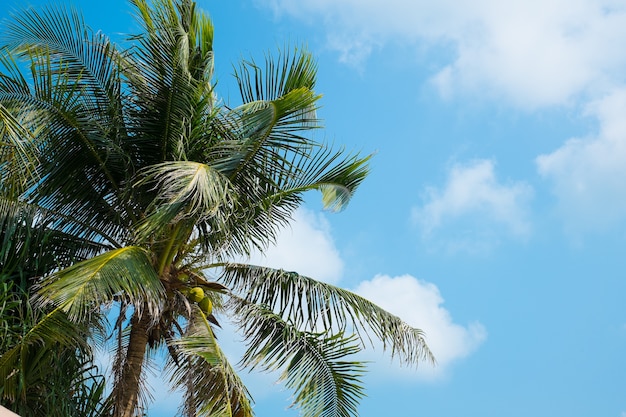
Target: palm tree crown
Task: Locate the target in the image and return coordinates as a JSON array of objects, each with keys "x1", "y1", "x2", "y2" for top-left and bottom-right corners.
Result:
[{"x1": 0, "y1": 1, "x2": 434, "y2": 416}]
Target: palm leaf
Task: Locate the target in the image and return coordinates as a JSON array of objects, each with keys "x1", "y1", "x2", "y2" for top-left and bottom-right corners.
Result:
[
  {"x1": 38, "y1": 246, "x2": 164, "y2": 323},
  {"x1": 168, "y1": 306, "x2": 253, "y2": 417},
  {"x1": 0, "y1": 307, "x2": 90, "y2": 403},
  {"x1": 234, "y1": 47, "x2": 318, "y2": 104},
  {"x1": 222, "y1": 264, "x2": 435, "y2": 366},
  {"x1": 233, "y1": 299, "x2": 366, "y2": 417},
  {"x1": 135, "y1": 161, "x2": 235, "y2": 240},
  {"x1": 2, "y1": 3, "x2": 122, "y2": 114},
  {"x1": 261, "y1": 146, "x2": 371, "y2": 212},
  {"x1": 124, "y1": 0, "x2": 215, "y2": 165}
]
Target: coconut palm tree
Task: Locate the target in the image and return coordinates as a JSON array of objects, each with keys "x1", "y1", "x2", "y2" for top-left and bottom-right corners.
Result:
[{"x1": 0, "y1": 1, "x2": 434, "y2": 416}]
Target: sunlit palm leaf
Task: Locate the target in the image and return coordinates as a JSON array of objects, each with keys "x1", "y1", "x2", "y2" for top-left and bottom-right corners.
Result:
[
  {"x1": 225, "y1": 87, "x2": 320, "y2": 182},
  {"x1": 0, "y1": 14, "x2": 132, "y2": 244},
  {"x1": 2, "y1": 3, "x2": 122, "y2": 112},
  {"x1": 234, "y1": 48, "x2": 318, "y2": 105},
  {"x1": 265, "y1": 146, "x2": 371, "y2": 212},
  {"x1": 39, "y1": 247, "x2": 164, "y2": 322},
  {"x1": 125, "y1": 0, "x2": 215, "y2": 166},
  {"x1": 135, "y1": 161, "x2": 235, "y2": 239},
  {"x1": 0, "y1": 198, "x2": 110, "y2": 280}
]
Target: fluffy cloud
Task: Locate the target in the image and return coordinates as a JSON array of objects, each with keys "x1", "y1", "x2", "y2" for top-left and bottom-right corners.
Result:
[
  {"x1": 243, "y1": 208, "x2": 344, "y2": 284},
  {"x1": 257, "y1": 0, "x2": 626, "y2": 108},
  {"x1": 353, "y1": 274, "x2": 486, "y2": 379},
  {"x1": 537, "y1": 88, "x2": 626, "y2": 234},
  {"x1": 413, "y1": 159, "x2": 533, "y2": 251}
]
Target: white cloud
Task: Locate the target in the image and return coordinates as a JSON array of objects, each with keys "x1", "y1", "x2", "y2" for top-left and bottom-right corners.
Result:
[
  {"x1": 243, "y1": 207, "x2": 344, "y2": 284},
  {"x1": 353, "y1": 274, "x2": 486, "y2": 379},
  {"x1": 257, "y1": 0, "x2": 626, "y2": 108},
  {"x1": 258, "y1": 0, "x2": 626, "y2": 236},
  {"x1": 413, "y1": 159, "x2": 533, "y2": 251},
  {"x1": 537, "y1": 88, "x2": 626, "y2": 235}
]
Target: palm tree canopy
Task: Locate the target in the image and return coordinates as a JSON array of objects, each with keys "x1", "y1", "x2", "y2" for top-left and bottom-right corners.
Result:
[{"x1": 0, "y1": 1, "x2": 433, "y2": 416}]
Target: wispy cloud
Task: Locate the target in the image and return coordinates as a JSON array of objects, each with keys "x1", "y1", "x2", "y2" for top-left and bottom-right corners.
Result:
[
  {"x1": 257, "y1": 0, "x2": 626, "y2": 108},
  {"x1": 258, "y1": 0, "x2": 626, "y2": 236},
  {"x1": 353, "y1": 274, "x2": 486, "y2": 379},
  {"x1": 413, "y1": 159, "x2": 533, "y2": 252},
  {"x1": 537, "y1": 88, "x2": 626, "y2": 235}
]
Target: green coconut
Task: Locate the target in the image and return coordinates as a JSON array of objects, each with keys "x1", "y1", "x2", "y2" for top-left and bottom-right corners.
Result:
[
  {"x1": 188, "y1": 287, "x2": 204, "y2": 303},
  {"x1": 198, "y1": 296, "x2": 213, "y2": 314}
]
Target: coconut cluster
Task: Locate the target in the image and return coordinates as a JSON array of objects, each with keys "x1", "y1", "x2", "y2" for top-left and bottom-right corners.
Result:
[{"x1": 179, "y1": 273, "x2": 213, "y2": 315}]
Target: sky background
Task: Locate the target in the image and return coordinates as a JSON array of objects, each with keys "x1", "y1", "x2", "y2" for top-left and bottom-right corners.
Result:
[{"x1": 2, "y1": 0, "x2": 626, "y2": 416}]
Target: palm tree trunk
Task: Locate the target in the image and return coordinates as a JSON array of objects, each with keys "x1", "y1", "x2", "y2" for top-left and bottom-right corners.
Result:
[{"x1": 113, "y1": 308, "x2": 152, "y2": 417}]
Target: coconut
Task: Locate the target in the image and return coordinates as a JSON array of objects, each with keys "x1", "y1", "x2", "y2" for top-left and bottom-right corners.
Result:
[
  {"x1": 188, "y1": 287, "x2": 204, "y2": 303},
  {"x1": 198, "y1": 296, "x2": 213, "y2": 314}
]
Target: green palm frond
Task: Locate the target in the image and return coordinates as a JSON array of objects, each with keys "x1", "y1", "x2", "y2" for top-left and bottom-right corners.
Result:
[
  {"x1": 3, "y1": 3, "x2": 126, "y2": 177},
  {"x1": 223, "y1": 87, "x2": 321, "y2": 182},
  {"x1": 0, "y1": 307, "x2": 89, "y2": 402},
  {"x1": 222, "y1": 264, "x2": 435, "y2": 366},
  {"x1": 234, "y1": 47, "x2": 317, "y2": 104},
  {"x1": 0, "y1": 198, "x2": 110, "y2": 282},
  {"x1": 0, "y1": 97, "x2": 40, "y2": 196},
  {"x1": 2, "y1": 3, "x2": 122, "y2": 110},
  {"x1": 264, "y1": 146, "x2": 371, "y2": 212},
  {"x1": 234, "y1": 300, "x2": 366, "y2": 417},
  {"x1": 197, "y1": 139, "x2": 369, "y2": 259},
  {"x1": 38, "y1": 247, "x2": 164, "y2": 322},
  {"x1": 125, "y1": 0, "x2": 215, "y2": 165},
  {"x1": 169, "y1": 307, "x2": 253, "y2": 417},
  {"x1": 135, "y1": 161, "x2": 235, "y2": 239},
  {"x1": 0, "y1": 8, "x2": 133, "y2": 243}
]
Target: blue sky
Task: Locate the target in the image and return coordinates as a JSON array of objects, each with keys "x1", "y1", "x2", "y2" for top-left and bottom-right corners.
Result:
[{"x1": 3, "y1": 0, "x2": 626, "y2": 416}]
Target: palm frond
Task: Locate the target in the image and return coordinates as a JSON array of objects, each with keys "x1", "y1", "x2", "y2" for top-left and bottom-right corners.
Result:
[
  {"x1": 135, "y1": 161, "x2": 235, "y2": 240},
  {"x1": 168, "y1": 306, "x2": 253, "y2": 417},
  {"x1": 222, "y1": 264, "x2": 435, "y2": 366},
  {"x1": 223, "y1": 87, "x2": 321, "y2": 182},
  {"x1": 233, "y1": 299, "x2": 366, "y2": 417},
  {"x1": 262, "y1": 146, "x2": 371, "y2": 212},
  {"x1": 0, "y1": 198, "x2": 111, "y2": 283},
  {"x1": 0, "y1": 307, "x2": 90, "y2": 403},
  {"x1": 0, "y1": 3, "x2": 138, "y2": 245},
  {"x1": 38, "y1": 246, "x2": 164, "y2": 323},
  {"x1": 2, "y1": 3, "x2": 122, "y2": 113},
  {"x1": 234, "y1": 47, "x2": 317, "y2": 104},
  {"x1": 0, "y1": 96, "x2": 40, "y2": 197},
  {"x1": 124, "y1": 0, "x2": 215, "y2": 166}
]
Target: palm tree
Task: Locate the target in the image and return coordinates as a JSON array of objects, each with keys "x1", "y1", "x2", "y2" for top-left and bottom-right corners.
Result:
[{"x1": 0, "y1": 1, "x2": 434, "y2": 416}]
